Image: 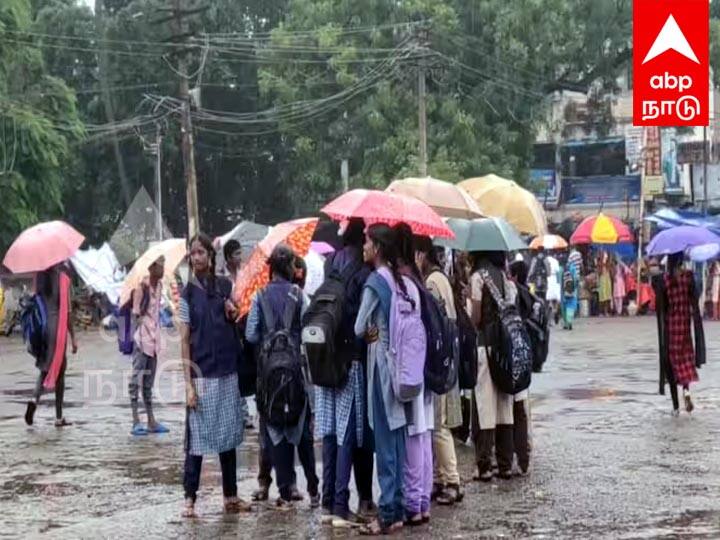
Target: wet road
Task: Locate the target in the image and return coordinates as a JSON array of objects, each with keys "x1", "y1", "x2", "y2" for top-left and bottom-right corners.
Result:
[{"x1": 2, "y1": 317, "x2": 720, "y2": 539}]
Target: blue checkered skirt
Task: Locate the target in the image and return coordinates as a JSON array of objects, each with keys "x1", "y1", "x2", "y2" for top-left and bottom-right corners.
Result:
[{"x1": 186, "y1": 373, "x2": 245, "y2": 456}]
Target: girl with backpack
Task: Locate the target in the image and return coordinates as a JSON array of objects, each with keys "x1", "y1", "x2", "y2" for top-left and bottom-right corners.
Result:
[
  {"x1": 245, "y1": 244, "x2": 319, "y2": 509},
  {"x1": 394, "y1": 223, "x2": 434, "y2": 527},
  {"x1": 469, "y1": 251, "x2": 516, "y2": 482},
  {"x1": 179, "y1": 234, "x2": 248, "y2": 518},
  {"x1": 354, "y1": 224, "x2": 411, "y2": 536},
  {"x1": 415, "y1": 236, "x2": 464, "y2": 506}
]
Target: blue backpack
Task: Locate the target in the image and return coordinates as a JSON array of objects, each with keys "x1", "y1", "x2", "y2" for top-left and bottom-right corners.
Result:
[{"x1": 21, "y1": 294, "x2": 48, "y2": 360}]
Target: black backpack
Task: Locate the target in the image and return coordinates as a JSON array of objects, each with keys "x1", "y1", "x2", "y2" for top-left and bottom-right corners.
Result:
[
  {"x1": 413, "y1": 271, "x2": 459, "y2": 395},
  {"x1": 302, "y1": 258, "x2": 363, "y2": 388},
  {"x1": 258, "y1": 287, "x2": 307, "y2": 428},
  {"x1": 532, "y1": 257, "x2": 549, "y2": 292},
  {"x1": 455, "y1": 294, "x2": 478, "y2": 390},
  {"x1": 480, "y1": 270, "x2": 532, "y2": 395},
  {"x1": 517, "y1": 284, "x2": 549, "y2": 373}
]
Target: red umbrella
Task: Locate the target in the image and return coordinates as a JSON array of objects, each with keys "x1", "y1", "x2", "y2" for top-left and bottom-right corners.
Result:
[
  {"x1": 234, "y1": 218, "x2": 318, "y2": 318},
  {"x1": 321, "y1": 189, "x2": 454, "y2": 239},
  {"x1": 570, "y1": 213, "x2": 634, "y2": 245},
  {"x1": 3, "y1": 221, "x2": 85, "y2": 273}
]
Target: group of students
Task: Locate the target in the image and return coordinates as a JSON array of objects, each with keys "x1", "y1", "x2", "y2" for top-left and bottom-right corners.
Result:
[{"x1": 174, "y1": 218, "x2": 544, "y2": 535}]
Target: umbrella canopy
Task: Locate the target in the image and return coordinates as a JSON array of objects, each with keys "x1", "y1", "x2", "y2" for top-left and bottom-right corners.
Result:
[
  {"x1": 321, "y1": 189, "x2": 454, "y2": 239},
  {"x1": 119, "y1": 238, "x2": 187, "y2": 306},
  {"x1": 3, "y1": 221, "x2": 85, "y2": 274},
  {"x1": 529, "y1": 234, "x2": 568, "y2": 251},
  {"x1": 458, "y1": 175, "x2": 547, "y2": 236},
  {"x1": 646, "y1": 226, "x2": 720, "y2": 256},
  {"x1": 385, "y1": 176, "x2": 485, "y2": 219},
  {"x1": 570, "y1": 213, "x2": 634, "y2": 245},
  {"x1": 435, "y1": 218, "x2": 527, "y2": 252},
  {"x1": 234, "y1": 218, "x2": 318, "y2": 318},
  {"x1": 310, "y1": 241, "x2": 335, "y2": 256}
]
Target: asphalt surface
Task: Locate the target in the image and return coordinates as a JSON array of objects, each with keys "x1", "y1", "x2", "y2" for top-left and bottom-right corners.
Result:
[{"x1": 1, "y1": 317, "x2": 720, "y2": 539}]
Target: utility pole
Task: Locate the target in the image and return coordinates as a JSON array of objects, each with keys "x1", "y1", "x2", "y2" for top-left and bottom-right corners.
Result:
[
  {"x1": 703, "y1": 125, "x2": 709, "y2": 213},
  {"x1": 155, "y1": 122, "x2": 163, "y2": 240},
  {"x1": 417, "y1": 25, "x2": 429, "y2": 178},
  {"x1": 153, "y1": 0, "x2": 207, "y2": 239}
]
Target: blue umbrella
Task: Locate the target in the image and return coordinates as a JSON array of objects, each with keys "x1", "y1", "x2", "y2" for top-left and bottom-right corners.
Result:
[{"x1": 646, "y1": 226, "x2": 720, "y2": 256}]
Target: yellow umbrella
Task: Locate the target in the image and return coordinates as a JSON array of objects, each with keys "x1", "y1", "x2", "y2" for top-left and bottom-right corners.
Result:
[
  {"x1": 119, "y1": 238, "x2": 186, "y2": 306},
  {"x1": 459, "y1": 174, "x2": 547, "y2": 236},
  {"x1": 385, "y1": 176, "x2": 485, "y2": 219}
]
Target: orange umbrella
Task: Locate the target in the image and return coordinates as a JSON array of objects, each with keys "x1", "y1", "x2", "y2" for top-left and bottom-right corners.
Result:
[{"x1": 234, "y1": 218, "x2": 318, "y2": 317}]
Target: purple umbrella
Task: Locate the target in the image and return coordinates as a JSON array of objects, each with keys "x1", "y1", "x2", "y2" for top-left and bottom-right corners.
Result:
[
  {"x1": 310, "y1": 241, "x2": 336, "y2": 256},
  {"x1": 646, "y1": 226, "x2": 720, "y2": 256}
]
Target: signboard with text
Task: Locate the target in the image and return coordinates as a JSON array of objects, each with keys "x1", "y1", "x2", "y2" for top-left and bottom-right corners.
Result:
[{"x1": 633, "y1": 0, "x2": 709, "y2": 126}]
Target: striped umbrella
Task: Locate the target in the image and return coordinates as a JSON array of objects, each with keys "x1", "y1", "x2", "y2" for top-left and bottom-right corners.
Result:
[
  {"x1": 529, "y1": 234, "x2": 568, "y2": 250},
  {"x1": 570, "y1": 213, "x2": 634, "y2": 245}
]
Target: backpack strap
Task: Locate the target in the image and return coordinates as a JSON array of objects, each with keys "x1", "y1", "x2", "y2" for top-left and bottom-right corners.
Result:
[
  {"x1": 258, "y1": 291, "x2": 277, "y2": 332},
  {"x1": 479, "y1": 268, "x2": 506, "y2": 309},
  {"x1": 281, "y1": 285, "x2": 301, "y2": 331}
]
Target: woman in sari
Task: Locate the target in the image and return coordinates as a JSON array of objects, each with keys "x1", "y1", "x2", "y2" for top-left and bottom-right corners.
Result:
[{"x1": 25, "y1": 262, "x2": 78, "y2": 427}]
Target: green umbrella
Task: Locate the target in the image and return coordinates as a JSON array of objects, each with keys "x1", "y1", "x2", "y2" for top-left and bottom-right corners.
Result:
[{"x1": 435, "y1": 217, "x2": 527, "y2": 252}]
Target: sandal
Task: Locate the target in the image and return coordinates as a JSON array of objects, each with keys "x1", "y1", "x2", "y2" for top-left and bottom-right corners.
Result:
[
  {"x1": 252, "y1": 486, "x2": 269, "y2": 502},
  {"x1": 182, "y1": 499, "x2": 196, "y2": 518},
  {"x1": 435, "y1": 486, "x2": 456, "y2": 506},
  {"x1": 404, "y1": 513, "x2": 424, "y2": 527},
  {"x1": 422, "y1": 514, "x2": 431, "y2": 524},
  {"x1": 54, "y1": 418, "x2": 73, "y2": 428},
  {"x1": 448, "y1": 483, "x2": 464, "y2": 503},
  {"x1": 359, "y1": 519, "x2": 391, "y2": 536},
  {"x1": 224, "y1": 497, "x2": 252, "y2": 514}
]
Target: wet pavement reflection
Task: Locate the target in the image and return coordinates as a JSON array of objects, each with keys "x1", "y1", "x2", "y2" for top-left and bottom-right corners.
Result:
[{"x1": 1, "y1": 317, "x2": 720, "y2": 538}]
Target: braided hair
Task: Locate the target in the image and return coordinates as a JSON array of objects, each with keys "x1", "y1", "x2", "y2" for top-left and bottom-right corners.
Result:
[
  {"x1": 393, "y1": 222, "x2": 422, "y2": 281},
  {"x1": 367, "y1": 223, "x2": 408, "y2": 295}
]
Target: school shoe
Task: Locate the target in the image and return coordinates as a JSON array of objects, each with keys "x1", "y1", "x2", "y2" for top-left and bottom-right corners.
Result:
[
  {"x1": 497, "y1": 470, "x2": 514, "y2": 480},
  {"x1": 474, "y1": 470, "x2": 494, "y2": 482},
  {"x1": 252, "y1": 485, "x2": 270, "y2": 502},
  {"x1": 357, "y1": 500, "x2": 377, "y2": 519},
  {"x1": 309, "y1": 493, "x2": 321, "y2": 509},
  {"x1": 275, "y1": 498, "x2": 295, "y2": 511}
]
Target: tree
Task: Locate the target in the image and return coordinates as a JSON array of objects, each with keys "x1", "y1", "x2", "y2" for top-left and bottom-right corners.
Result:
[{"x1": 0, "y1": 0, "x2": 83, "y2": 253}]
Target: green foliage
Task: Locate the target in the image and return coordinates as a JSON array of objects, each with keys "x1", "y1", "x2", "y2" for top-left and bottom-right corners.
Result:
[{"x1": 0, "y1": 0, "x2": 83, "y2": 253}]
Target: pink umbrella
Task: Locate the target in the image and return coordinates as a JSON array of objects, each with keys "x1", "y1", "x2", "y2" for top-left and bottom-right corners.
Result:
[
  {"x1": 321, "y1": 189, "x2": 455, "y2": 239},
  {"x1": 3, "y1": 221, "x2": 85, "y2": 273}
]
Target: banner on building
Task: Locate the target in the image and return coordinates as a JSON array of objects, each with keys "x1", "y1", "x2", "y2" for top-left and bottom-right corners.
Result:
[
  {"x1": 633, "y1": 0, "x2": 709, "y2": 126},
  {"x1": 561, "y1": 176, "x2": 641, "y2": 205},
  {"x1": 528, "y1": 169, "x2": 558, "y2": 203}
]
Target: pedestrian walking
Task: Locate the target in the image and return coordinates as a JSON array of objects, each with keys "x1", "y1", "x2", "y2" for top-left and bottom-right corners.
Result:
[
  {"x1": 223, "y1": 239, "x2": 253, "y2": 431},
  {"x1": 179, "y1": 234, "x2": 248, "y2": 518},
  {"x1": 562, "y1": 258, "x2": 580, "y2": 330},
  {"x1": 415, "y1": 236, "x2": 464, "y2": 506},
  {"x1": 313, "y1": 219, "x2": 376, "y2": 526},
  {"x1": 528, "y1": 247, "x2": 550, "y2": 300},
  {"x1": 613, "y1": 257, "x2": 628, "y2": 316},
  {"x1": 394, "y1": 223, "x2": 433, "y2": 527},
  {"x1": 129, "y1": 255, "x2": 169, "y2": 436},
  {"x1": 245, "y1": 244, "x2": 319, "y2": 509},
  {"x1": 654, "y1": 253, "x2": 705, "y2": 414},
  {"x1": 355, "y1": 224, "x2": 408, "y2": 536},
  {"x1": 710, "y1": 261, "x2": 720, "y2": 320},
  {"x1": 25, "y1": 262, "x2": 78, "y2": 427},
  {"x1": 469, "y1": 251, "x2": 515, "y2": 481},
  {"x1": 598, "y1": 254, "x2": 613, "y2": 316}
]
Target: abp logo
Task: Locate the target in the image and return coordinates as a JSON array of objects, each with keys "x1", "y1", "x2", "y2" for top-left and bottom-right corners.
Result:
[{"x1": 633, "y1": 0, "x2": 709, "y2": 127}]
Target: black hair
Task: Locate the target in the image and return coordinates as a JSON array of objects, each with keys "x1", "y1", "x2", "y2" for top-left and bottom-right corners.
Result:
[
  {"x1": 667, "y1": 252, "x2": 684, "y2": 273},
  {"x1": 342, "y1": 218, "x2": 366, "y2": 248},
  {"x1": 367, "y1": 223, "x2": 407, "y2": 295},
  {"x1": 471, "y1": 250, "x2": 507, "y2": 272},
  {"x1": 510, "y1": 260, "x2": 528, "y2": 285},
  {"x1": 414, "y1": 235, "x2": 441, "y2": 269},
  {"x1": 189, "y1": 233, "x2": 217, "y2": 292},
  {"x1": 293, "y1": 255, "x2": 307, "y2": 289},
  {"x1": 393, "y1": 222, "x2": 421, "y2": 280},
  {"x1": 268, "y1": 243, "x2": 296, "y2": 282},
  {"x1": 223, "y1": 239, "x2": 241, "y2": 262}
]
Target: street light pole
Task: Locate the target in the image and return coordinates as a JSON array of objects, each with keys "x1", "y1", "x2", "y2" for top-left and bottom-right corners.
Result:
[{"x1": 155, "y1": 122, "x2": 163, "y2": 240}]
